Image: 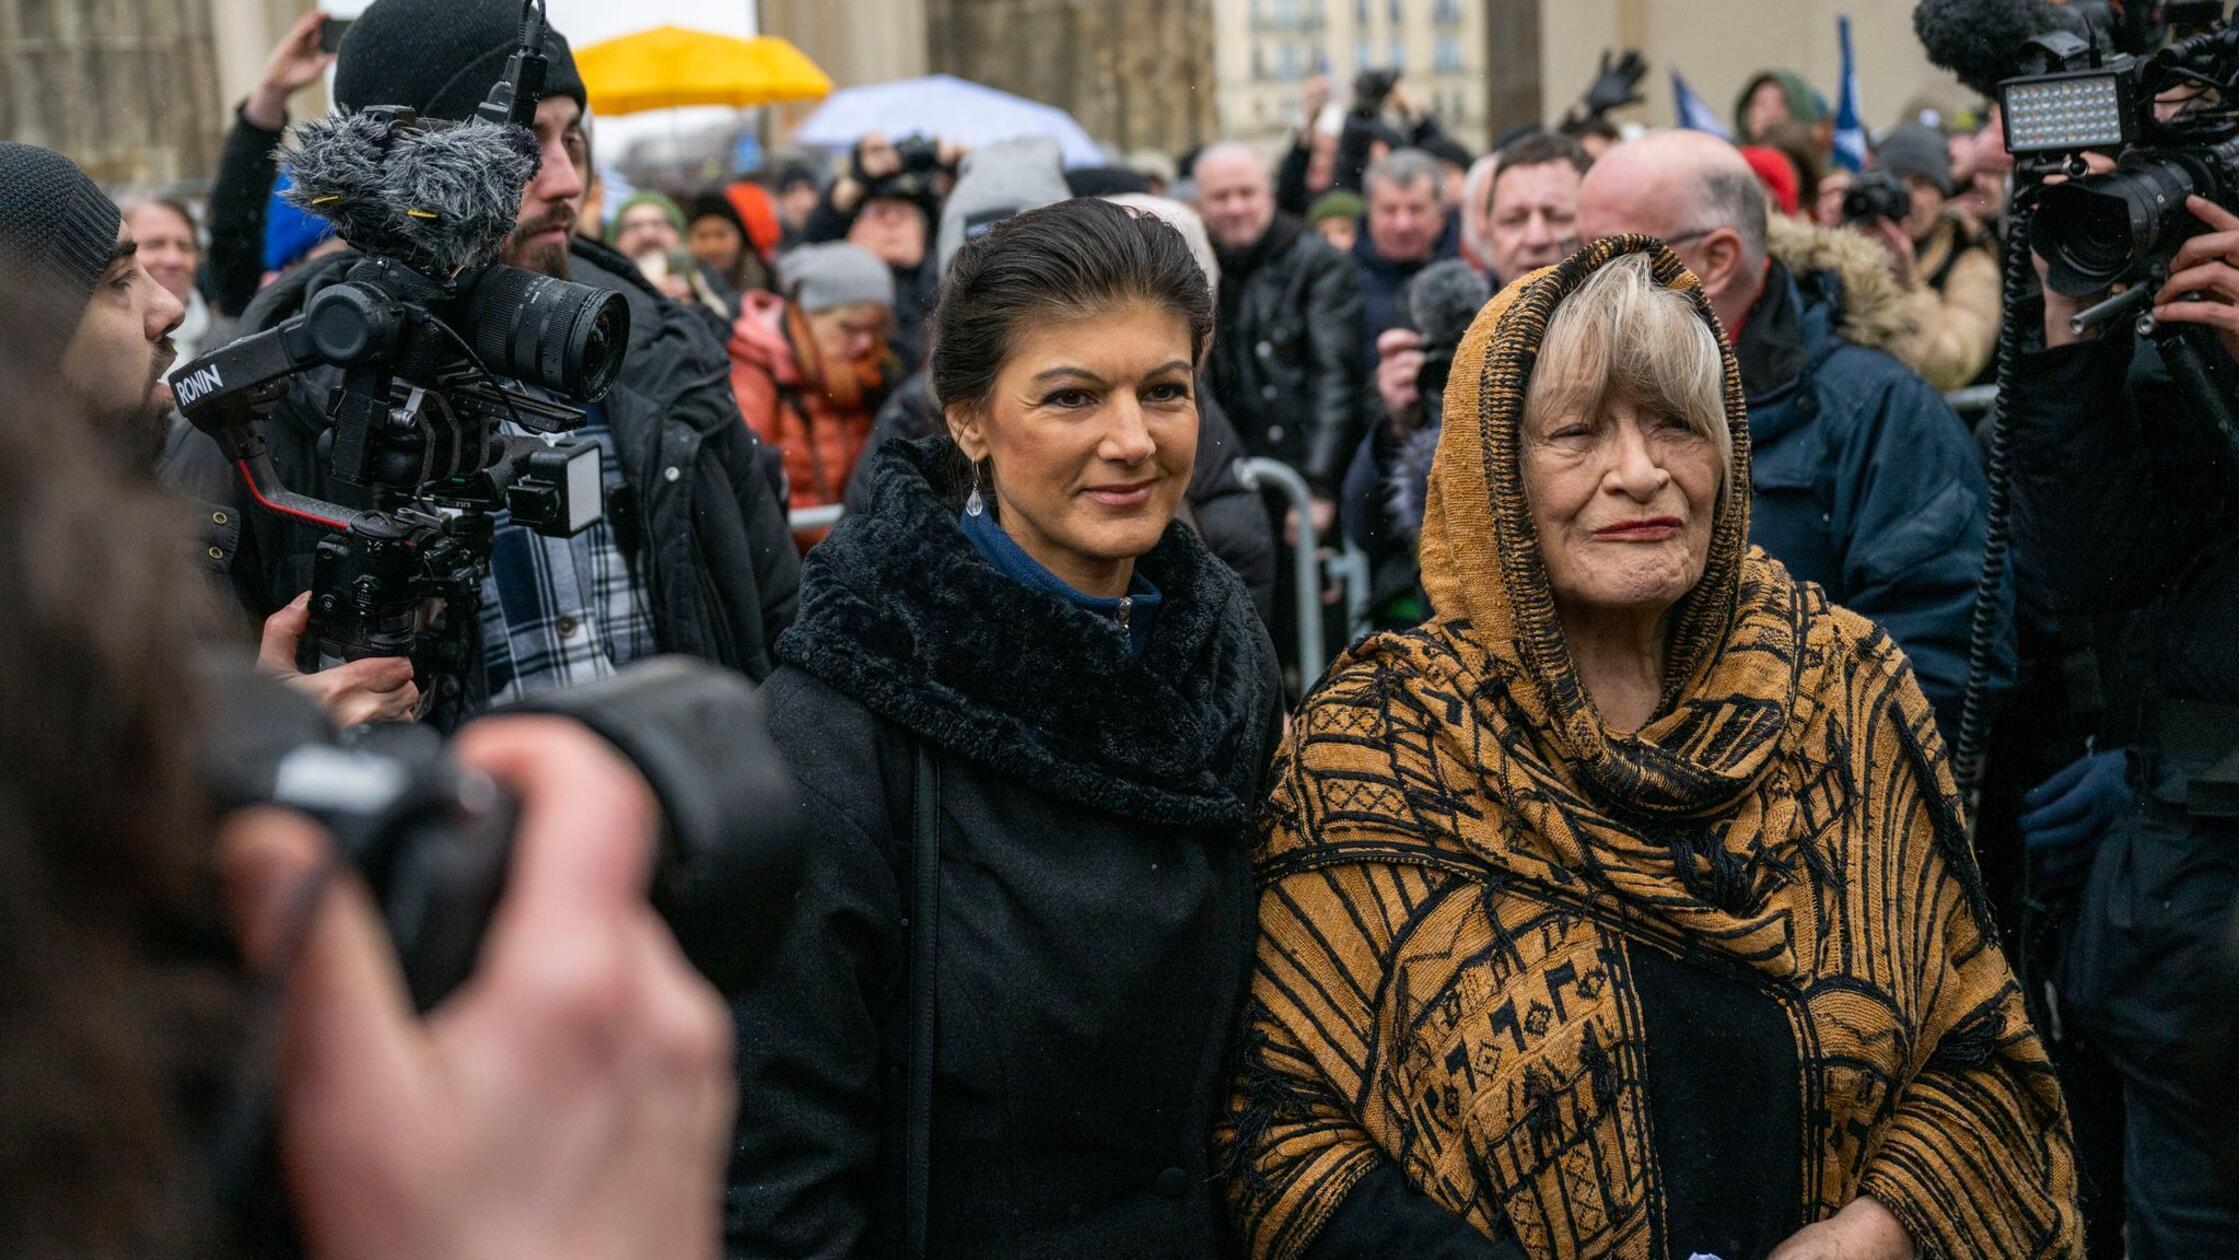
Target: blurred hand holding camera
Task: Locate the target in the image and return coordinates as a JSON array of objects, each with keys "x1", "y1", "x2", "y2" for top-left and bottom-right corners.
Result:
[
  {"x1": 219, "y1": 716, "x2": 733, "y2": 1260},
  {"x1": 1374, "y1": 326, "x2": 1426, "y2": 434}
]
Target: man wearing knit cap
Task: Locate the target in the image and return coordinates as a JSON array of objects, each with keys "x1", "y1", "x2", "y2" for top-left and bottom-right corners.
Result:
[
  {"x1": 1860, "y1": 122, "x2": 2003, "y2": 392},
  {"x1": 161, "y1": 0, "x2": 802, "y2": 716},
  {"x1": 0, "y1": 142, "x2": 184, "y2": 466}
]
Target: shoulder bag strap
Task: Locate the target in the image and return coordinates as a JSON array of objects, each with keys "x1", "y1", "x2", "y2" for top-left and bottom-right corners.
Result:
[{"x1": 904, "y1": 741, "x2": 940, "y2": 1260}]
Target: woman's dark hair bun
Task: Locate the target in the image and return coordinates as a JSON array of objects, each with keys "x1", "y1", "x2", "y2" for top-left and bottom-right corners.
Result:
[{"x1": 930, "y1": 197, "x2": 1214, "y2": 418}]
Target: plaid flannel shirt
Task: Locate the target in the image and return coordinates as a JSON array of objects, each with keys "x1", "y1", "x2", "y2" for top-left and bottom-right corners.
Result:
[{"x1": 479, "y1": 404, "x2": 657, "y2": 705}]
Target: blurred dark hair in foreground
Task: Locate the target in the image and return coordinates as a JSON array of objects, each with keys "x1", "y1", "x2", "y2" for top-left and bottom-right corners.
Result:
[{"x1": 0, "y1": 284, "x2": 249, "y2": 1255}]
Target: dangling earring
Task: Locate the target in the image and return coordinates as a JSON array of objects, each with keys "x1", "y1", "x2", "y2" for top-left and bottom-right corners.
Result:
[{"x1": 965, "y1": 465, "x2": 985, "y2": 517}]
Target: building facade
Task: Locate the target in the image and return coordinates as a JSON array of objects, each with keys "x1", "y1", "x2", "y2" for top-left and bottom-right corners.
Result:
[
  {"x1": 924, "y1": 0, "x2": 1217, "y2": 157},
  {"x1": 0, "y1": 0, "x2": 308, "y2": 190},
  {"x1": 1212, "y1": 0, "x2": 1492, "y2": 154}
]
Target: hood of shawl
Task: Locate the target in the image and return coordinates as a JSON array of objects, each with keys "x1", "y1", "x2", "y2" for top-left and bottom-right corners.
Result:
[
  {"x1": 775, "y1": 436, "x2": 1276, "y2": 830},
  {"x1": 1417, "y1": 234, "x2": 1800, "y2": 818}
]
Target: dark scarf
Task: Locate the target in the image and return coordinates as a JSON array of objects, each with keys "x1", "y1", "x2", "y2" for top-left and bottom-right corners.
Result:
[
  {"x1": 1733, "y1": 257, "x2": 1805, "y2": 400},
  {"x1": 776, "y1": 436, "x2": 1274, "y2": 829},
  {"x1": 958, "y1": 506, "x2": 1162, "y2": 658}
]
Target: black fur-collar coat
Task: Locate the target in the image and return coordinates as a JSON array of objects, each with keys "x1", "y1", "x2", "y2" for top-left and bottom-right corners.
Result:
[{"x1": 725, "y1": 437, "x2": 1282, "y2": 1260}]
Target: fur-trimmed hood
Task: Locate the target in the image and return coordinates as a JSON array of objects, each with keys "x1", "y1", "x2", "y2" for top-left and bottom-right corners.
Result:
[
  {"x1": 1764, "y1": 214, "x2": 1916, "y2": 357},
  {"x1": 775, "y1": 436, "x2": 1278, "y2": 830}
]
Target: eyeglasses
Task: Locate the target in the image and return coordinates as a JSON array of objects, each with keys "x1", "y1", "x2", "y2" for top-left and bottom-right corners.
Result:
[{"x1": 1661, "y1": 226, "x2": 1721, "y2": 247}]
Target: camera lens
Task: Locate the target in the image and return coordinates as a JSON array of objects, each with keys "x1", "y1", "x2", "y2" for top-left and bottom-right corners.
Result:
[
  {"x1": 457, "y1": 265, "x2": 633, "y2": 401},
  {"x1": 2032, "y1": 159, "x2": 2203, "y2": 296}
]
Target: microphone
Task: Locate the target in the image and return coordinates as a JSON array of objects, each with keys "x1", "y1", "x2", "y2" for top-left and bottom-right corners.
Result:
[
  {"x1": 1913, "y1": 0, "x2": 2110, "y2": 98},
  {"x1": 1402, "y1": 259, "x2": 1492, "y2": 358},
  {"x1": 282, "y1": 110, "x2": 541, "y2": 279}
]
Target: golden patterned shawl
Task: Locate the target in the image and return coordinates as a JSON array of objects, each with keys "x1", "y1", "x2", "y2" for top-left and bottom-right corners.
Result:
[{"x1": 1220, "y1": 238, "x2": 2079, "y2": 1259}]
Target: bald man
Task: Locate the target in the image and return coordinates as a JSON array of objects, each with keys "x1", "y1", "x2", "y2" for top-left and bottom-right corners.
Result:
[{"x1": 1578, "y1": 131, "x2": 2002, "y2": 741}]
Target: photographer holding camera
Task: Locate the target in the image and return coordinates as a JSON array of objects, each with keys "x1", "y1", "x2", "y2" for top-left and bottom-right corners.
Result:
[
  {"x1": 797, "y1": 132, "x2": 954, "y2": 368},
  {"x1": 163, "y1": 0, "x2": 801, "y2": 726},
  {"x1": 1854, "y1": 124, "x2": 2004, "y2": 392},
  {"x1": 0, "y1": 266, "x2": 739, "y2": 1258},
  {"x1": 2006, "y1": 190, "x2": 2239, "y2": 1252}
]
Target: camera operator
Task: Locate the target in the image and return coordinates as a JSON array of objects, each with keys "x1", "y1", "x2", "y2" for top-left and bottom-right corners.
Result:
[
  {"x1": 162, "y1": 0, "x2": 802, "y2": 724},
  {"x1": 0, "y1": 281, "x2": 734, "y2": 1258},
  {"x1": 0, "y1": 141, "x2": 420, "y2": 730},
  {"x1": 1856, "y1": 123, "x2": 2003, "y2": 392},
  {"x1": 2007, "y1": 192, "x2": 2239, "y2": 1253}
]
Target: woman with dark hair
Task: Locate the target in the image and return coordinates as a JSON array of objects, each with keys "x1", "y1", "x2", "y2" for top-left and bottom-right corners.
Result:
[{"x1": 726, "y1": 196, "x2": 1284, "y2": 1259}]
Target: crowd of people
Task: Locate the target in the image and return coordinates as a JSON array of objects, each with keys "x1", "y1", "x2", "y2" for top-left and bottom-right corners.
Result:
[{"x1": 6, "y1": 0, "x2": 2239, "y2": 1256}]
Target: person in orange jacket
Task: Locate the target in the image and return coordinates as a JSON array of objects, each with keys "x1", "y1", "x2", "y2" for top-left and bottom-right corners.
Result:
[{"x1": 729, "y1": 241, "x2": 895, "y2": 547}]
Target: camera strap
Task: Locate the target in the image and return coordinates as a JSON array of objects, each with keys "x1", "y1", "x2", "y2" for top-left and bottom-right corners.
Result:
[{"x1": 905, "y1": 741, "x2": 941, "y2": 1260}]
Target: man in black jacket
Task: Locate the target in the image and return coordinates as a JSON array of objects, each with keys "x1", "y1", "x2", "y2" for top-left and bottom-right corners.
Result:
[
  {"x1": 1195, "y1": 141, "x2": 1365, "y2": 516},
  {"x1": 162, "y1": 0, "x2": 800, "y2": 721},
  {"x1": 2008, "y1": 198, "x2": 2239, "y2": 1256}
]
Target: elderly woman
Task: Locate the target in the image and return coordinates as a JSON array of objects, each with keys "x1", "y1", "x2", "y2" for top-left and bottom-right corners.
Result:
[{"x1": 1221, "y1": 239, "x2": 2080, "y2": 1260}]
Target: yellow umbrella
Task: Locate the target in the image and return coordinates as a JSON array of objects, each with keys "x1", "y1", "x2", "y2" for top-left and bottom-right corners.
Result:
[{"x1": 576, "y1": 27, "x2": 833, "y2": 117}]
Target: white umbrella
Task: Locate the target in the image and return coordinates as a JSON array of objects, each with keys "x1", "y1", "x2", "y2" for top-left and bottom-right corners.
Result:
[{"x1": 792, "y1": 73, "x2": 1103, "y2": 167}]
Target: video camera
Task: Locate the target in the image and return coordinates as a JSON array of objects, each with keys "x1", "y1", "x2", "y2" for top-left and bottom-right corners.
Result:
[
  {"x1": 1398, "y1": 260, "x2": 1491, "y2": 432},
  {"x1": 1996, "y1": 1, "x2": 2239, "y2": 325},
  {"x1": 168, "y1": 0, "x2": 625, "y2": 728}
]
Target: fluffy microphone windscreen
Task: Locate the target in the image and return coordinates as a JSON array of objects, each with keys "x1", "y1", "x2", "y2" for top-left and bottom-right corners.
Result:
[
  {"x1": 1913, "y1": 0, "x2": 2064, "y2": 99},
  {"x1": 1405, "y1": 259, "x2": 1493, "y2": 355},
  {"x1": 283, "y1": 112, "x2": 540, "y2": 278}
]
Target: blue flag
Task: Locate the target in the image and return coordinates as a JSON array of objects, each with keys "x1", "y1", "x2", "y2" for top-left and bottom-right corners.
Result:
[
  {"x1": 1671, "y1": 69, "x2": 1732, "y2": 140},
  {"x1": 1832, "y1": 15, "x2": 1869, "y2": 172}
]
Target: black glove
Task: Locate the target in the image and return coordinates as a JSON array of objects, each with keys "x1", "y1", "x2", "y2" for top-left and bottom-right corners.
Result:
[{"x1": 1581, "y1": 49, "x2": 1648, "y2": 117}]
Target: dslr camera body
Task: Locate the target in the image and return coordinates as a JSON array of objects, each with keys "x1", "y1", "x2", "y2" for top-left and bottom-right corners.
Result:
[{"x1": 1842, "y1": 169, "x2": 1916, "y2": 225}]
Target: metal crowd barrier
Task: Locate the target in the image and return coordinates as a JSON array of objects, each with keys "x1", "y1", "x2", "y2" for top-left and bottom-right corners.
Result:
[
  {"x1": 785, "y1": 457, "x2": 1373, "y2": 684},
  {"x1": 1239, "y1": 458, "x2": 1328, "y2": 681},
  {"x1": 787, "y1": 503, "x2": 845, "y2": 532}
]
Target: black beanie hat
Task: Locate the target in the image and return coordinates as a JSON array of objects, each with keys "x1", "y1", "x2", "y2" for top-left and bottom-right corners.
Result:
[
  {"x1": 335, "y1": 0, "x2": 587, "y2": 123},
  {"x1": 687, "y1": 190, "x2": 749, "y2": 240},
  {"x1": 0, "y1": 142, "x2": 121, "y2": 321}
]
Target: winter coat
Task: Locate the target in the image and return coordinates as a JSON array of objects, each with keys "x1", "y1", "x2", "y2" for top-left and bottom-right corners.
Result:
[
  {"x1": 1892, "y1": 211, "x2": 2003, "y2": 393},
  {"x1": 2006, "y1": 323, "x2": 2239, "y2": 1164},
  {"x1": 725, "y1": 436, "x2": 1283, "y2": 1260},
  {"x1": 1349, "y1": 211, "x2": 1462, "y2": 380},
  {"x1": 1743, "y1": 216, "x2": 2005, "y2": 743},
  {"x1": 1208, "y1": 215, "x2": 1367, "y2": 496},
  {"x1": 727, "y1": 290, "x2": 888, "y2": 536},
  {"x1": 206, "y1": 108, "x2": 282, "y2": 319},
  {"x1": 161, "y1": 237, "x2": 802, "y2": 702},
  {"x1": 843, "y1": 371, "x2": 1279, "y2": 624}
]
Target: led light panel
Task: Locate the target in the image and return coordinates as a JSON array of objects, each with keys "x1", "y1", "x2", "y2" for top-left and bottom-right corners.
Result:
[{"x1": 2003, "y1": 73, "x2": 2130, "y2": 153}]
